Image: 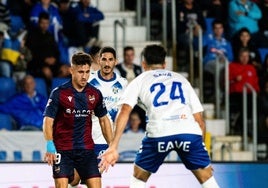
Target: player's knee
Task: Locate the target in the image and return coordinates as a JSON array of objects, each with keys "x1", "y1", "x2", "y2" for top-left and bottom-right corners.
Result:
[{"x1": 192, "y1": 166, "x2": 214, "y2": 183}]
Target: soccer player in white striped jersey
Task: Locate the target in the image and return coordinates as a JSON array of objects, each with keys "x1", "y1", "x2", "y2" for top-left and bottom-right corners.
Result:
[{"x1": 99, "y1": 45, "x2": 220, "y2": 188}]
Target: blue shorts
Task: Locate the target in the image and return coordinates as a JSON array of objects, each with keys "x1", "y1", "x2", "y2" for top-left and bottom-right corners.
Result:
[
  {"x1": 135, "y1": 134, "x2": 211, "y2": 173},
  {"x1": 94, "y1": 144, "x2": 108, "y2": 158},
  {"x1": 52, "y1": 149, "x2": 101, "y2": 181}
]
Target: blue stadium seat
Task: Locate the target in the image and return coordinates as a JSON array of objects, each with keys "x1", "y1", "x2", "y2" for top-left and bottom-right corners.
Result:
[
  {"x1": 32, "y1": 150, "x2": 42, "y2": 161},
  {"x1": 51, "y1": 77, "x2": 70, "y2": 90},
  {"x1": 34, "y1": 77, "x2": 48, "y2": 99},
  {"x1": 13, "y1": 151, "x2": 22, "y2": 161},
  {"x1": 205, "y1": 17, "x2": 215, "y2": 36},
  {"x1": 0, "y1": 113, "x2": 13, "y2": 130},
  {"x1": 0, "y1": 77, "x2": 16, "y2": 103},
  {"x1": 0, "y1": 150, "x2": 7, "y2": 161},
  {"x1": 258, "y1": 48, "x2": 268, "y2": 64}
]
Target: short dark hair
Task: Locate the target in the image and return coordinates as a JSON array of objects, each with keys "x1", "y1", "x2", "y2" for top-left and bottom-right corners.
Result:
[
  {"x1": 143, "y1": 45, "x2": 166, "y2": 65},
  {"x1": 123, "y1": 46, "x2": 134, "y2": 55},
  {"x1": 99, "y1": 46, "x2": 117, "y2": 59},
  {"x1": 71, "y1": 52, "x2": 92, "y2": 66},
  {"x1": 38, "y1": 12, "x2": 50, "y2": 22},
  {"x1": 89, "y1": 46, "x2": 101, "y2": 56}
]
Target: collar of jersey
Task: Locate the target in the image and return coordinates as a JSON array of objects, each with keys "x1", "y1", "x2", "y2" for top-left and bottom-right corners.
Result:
[{"x1": 97, "y1": 70, "x2": 117, "y2": 82}]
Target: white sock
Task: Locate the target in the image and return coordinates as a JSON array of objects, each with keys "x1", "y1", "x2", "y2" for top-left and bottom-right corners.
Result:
[
  {"x1": 68, "y1": 184, "x2": 78, "y2": 188},
  {"x1": 130, "y1": 176, "x2": 146, "y2": 188},
  {"x1": 201, "y1": 176, "x2": 220, "y2": 188}
]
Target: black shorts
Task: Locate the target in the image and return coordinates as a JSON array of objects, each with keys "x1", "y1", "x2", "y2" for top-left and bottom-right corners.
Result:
[{"x1": 52, "y1": 149, "x2": 101, "y2": 181}]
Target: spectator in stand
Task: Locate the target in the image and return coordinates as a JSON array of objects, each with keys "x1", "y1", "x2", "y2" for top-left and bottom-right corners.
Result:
[
  {"x1": 194, "y1": 19, "x2": 233, "y2": 102},
  {"x1": 173, "y1": 0, "x2": 206, "y2": 50},
  {"x1": 26, "y1": 12, "x2": 61, "y2": 87},
  {"x1": 232, "y1": 27, "x2": 262, "y2": 77},
  {"x1": 12, "y1": 34, "x2": 33, "y2": 82},
  {"x1": 229, "y1": 47, "x2": 260, "y2": 135},
  {"x1": 124, "y1": 111, "x2": 145, "y2": 134},
  {"x1": 0, "y1": 75, "x2": 47, "y2": 130},
  {"x1": 206, "y1": 0, "x2": 228, "y2": 24},
  {"x1": 258, "y1": 79, "x2": 268, "y2": 156},
  {"x1": 89, "y1": 45, "x2": 101, "y2": 71},
  {"x1": 115, "y1": 46, "x2": 142, "y2": 83},
  {"x1": 30, "y1": 0, "x2": 62, "y2": 41},
  {"x1": 257, "y1": 0, "x2": 268, "y2": 47},
  {"x1": 68, "y1": 0, "x2": 104, "y2": 48},
  {"x1": 228, "y1": 0, "x2": 262, "y2": 40}
]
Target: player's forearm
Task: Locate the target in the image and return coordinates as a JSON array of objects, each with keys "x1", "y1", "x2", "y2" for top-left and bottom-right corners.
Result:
[
  {"x1": 99, "y1": 116, "x2": 113, "y2": 144},
  {"x1": 193, "y1": 112, "x2": 206, "y2": 140},
  {"x1": 43, "y1": 116, "x2": 54, "y2": 141},
  {"x1": 110, "y1": 104, "x2": 132, "y2": 149}
]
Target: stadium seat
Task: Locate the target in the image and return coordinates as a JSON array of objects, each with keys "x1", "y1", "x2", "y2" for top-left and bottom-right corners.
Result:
[
  {"x1": 34, "y1": 77, "x2": 48, "y2": 99},
  {"x1": 205, "y1": 17, "x2": 215, "y2": 36},
  {"x1": 0, "y1": 150, "x2": 7, "y2": 161},
  {"x1": 13, "y1": 151, "x2": 22, "y2": 161},
  {"x1": 32, "y1": 150, "x2": 42, "y2": 161},
  {"x1": 51, "y1": 77, "x2": 70, "y2": 90},
  {"x1": 0, "y1": 113, "x2": 13, "y2": 130},
  {"x1": 0, "y1": 77, "x2": 16, "y2": 103},
  {"x1": 258, "y1": 48, "x2": 268, "y2": 64}
]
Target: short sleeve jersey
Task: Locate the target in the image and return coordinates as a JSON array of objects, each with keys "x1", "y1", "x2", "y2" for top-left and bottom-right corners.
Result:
[
  {"x1": 88, "y1": 71, "x2": 128, "y2": 144},
  {"x1": 43, "y1": 81, "x2": 107, "y2": 150},
  {"x1": 120, "y1": 69, "x2": 204, "y2": 138}
]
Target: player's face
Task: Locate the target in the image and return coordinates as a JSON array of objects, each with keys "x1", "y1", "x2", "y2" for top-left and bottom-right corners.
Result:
[
  {"x1": 99, "y1": 52, "x2": 117, "y2": 76},
  {"x1": 70, "y1": 64, "x2": 90, "y2": 90}
]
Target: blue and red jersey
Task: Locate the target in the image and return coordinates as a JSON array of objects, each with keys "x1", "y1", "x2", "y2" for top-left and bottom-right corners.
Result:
[{"x1": 43, "y1": 80, "x2": 107, "y2": 151}]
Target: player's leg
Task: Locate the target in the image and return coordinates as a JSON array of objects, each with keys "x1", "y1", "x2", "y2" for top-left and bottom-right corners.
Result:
[
  {"x1": 130, "y1": 136, "x2": 168, "y2": 187},
  {"x1": 75, "y1": 150, "x2": 101, "y2": 188},
  {"x1": 53, "y1": 151, "x2": 75, "y2": 188},
  {"x1": 85, "y1": 177, "x2": 101, "y2": 188},
  {"x1": 191, "y1": 166, "x2": 220, "y2": 188},
  {"x1": 68, "y1": 169, "x2": 80, "y2": 187},
  {"x1": 130, "y1": 164, "x2": 151, "y2": 188},
  {"x1": 177, "y1": 134, "x2": 220, "y2": 188}
]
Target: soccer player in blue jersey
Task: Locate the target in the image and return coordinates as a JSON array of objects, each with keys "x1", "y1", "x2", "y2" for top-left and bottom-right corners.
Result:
[
  {"x1": 43, "y1": 51, "x2": 113, "y2": 188},
  {"x1": 69, "y1": 47, "x2": 127, "y2": 187},
  {"x1": 99, "y1": 45, "x2": 220, "y2": 188}
]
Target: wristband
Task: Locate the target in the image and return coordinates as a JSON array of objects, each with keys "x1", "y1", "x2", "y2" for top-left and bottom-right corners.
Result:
[{"x1": 46, "y1": 140, "x2": 57, "y2": 154}]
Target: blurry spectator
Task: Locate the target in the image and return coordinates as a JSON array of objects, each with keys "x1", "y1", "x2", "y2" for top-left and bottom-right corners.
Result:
[
  {"x1": 0, "y1": 75, "x2": 47, "y2": 130},
  {"x1": 0, "y1": 2, "x2": 11, "y2": 29},
  {"x1": 257, "y1": 0, "x2": 268, "y2": 47},
  {"x1": 12, "y1": 34, "x2": 33, "y2": 82},
  {"x1": 258, "y1": 79, "x2": 268, "y2": 152},
  {"x1": 229, "y1": 47, "x2": 260, "y2": 134},
  {"x1": 89, "y1": 45, "x2": 100, "y2": 71},
  {"x1": 172, "y1": 0, "x2": 206, "y2": 50},
  {"x1": 125, "y1": 111, "x2": 145, "y2": 134},
  {"x1": 232, "y1": 27, "x2": 262, "y2": 76},
  {"x1": 68, "y1": 0, "x2": 104, "y2": 47},
  {"x1": 206, "y1": 0, "x2": 228, "y2": 23},
  {"x1": 30, "y1": 0, "x2": 62, "y2": 41},
  {"x1": 6, "y1": 0, "x2": 37, "y2": 30},
  {"x1": 115, "y1": 46, "x2": 142, "y2": 83},
  {"x1": 194, "y1": 19, "x2": 233, "y2": 102},
  {"x1": 26, "y1": 12, "x2": 60, "y2": 86},
  {"x1": 228, "y1": 0, "x2": 262, "y2": 40}
]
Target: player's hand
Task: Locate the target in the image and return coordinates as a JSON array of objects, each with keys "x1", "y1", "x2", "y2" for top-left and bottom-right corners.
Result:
[
  {"x1": 44, "y1": 140, "x2": 57, "y2": 165},
  {"x1": 98, "y1": 148, "x2": 119, "y2": 172},
  {"x1": 44, "y1": 152, "x2": 57, "y2": 166}
]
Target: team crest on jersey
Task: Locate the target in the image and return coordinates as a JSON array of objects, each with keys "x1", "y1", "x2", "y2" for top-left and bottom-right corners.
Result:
[
  {"x1": 88, "y1": 95, "x2": 96, "y2": 103},
  {"x1": 112, "y1": 86, "x2": 119, "y2": 94}
]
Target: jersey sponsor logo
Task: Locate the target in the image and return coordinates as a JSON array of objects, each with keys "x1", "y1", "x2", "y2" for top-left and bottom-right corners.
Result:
[
  {"x1": 88, "y1": 95, "x2": 96, "y2": 103},
  {"x1": 158, "y1": 141, "x2": 191, "y2": 152},
  {"x1": 66, "y1": 108, "x2": 91, "y2": 117}
]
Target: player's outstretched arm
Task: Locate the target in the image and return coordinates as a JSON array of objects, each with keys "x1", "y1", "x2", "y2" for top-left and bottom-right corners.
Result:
[
  {"x1": 43, "y1": 116, "x2": 57, "y2": 165},
  {"x1": 99, "y1": 104, "x2": 132, "y2": 172},
  {"x1": 99, "y1": 115, "x2": 113, "y2": 145}
]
